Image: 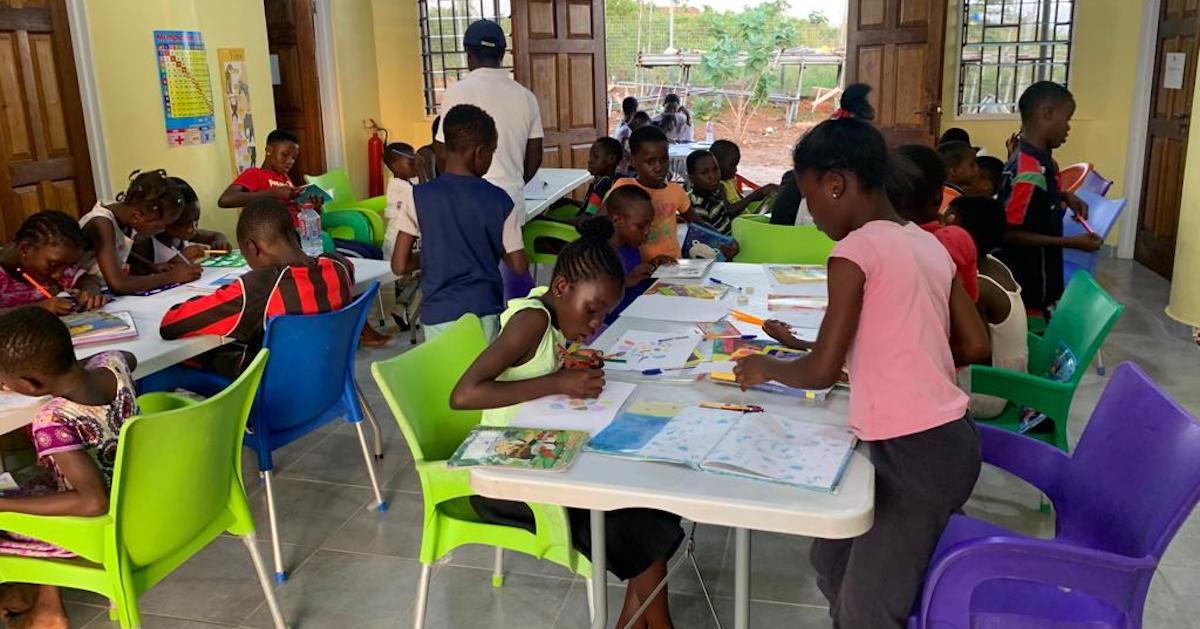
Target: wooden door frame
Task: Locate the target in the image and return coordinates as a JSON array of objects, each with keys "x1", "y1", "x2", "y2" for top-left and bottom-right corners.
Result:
[{"x1": 1118, "y1": 0, "x2": 1166, "y2": 261}]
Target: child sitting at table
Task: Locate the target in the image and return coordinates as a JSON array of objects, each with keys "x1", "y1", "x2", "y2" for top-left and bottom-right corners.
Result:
[
  {"x1": 890, "y1": 144, "x2": 980, "y2": 301},
  {"x1": 600, "y1": 188, "x2": 670, "y2": 323},
  {"x1": 158, "y1": 197, "x2": 355, "y2": 377},
  {"x1": 129, "y1": 177, "x2": 232, "y2": 274},
  {"x1": 733, "y1": 113, "x2": 990, "y2": 629},
  {"x1": 391, "y1": 104, "x2": 528, "y2": 342},
  {"x1": 945, "y1": 195, "x2": 1029, "y2": 418},
  {"x1": 654, "y1": 93, "x2": 692, "y2": 143},
  {"x1": 610, "y1": 125, "x2": 703, "y2": 263},
  {"x1": 0, "y1": 211, "x2": 106, "y2": 314},
  {"x1": 541, "y1": 137, "x2": 623, "y2": 225},
  {"x1": 217, "y1": 129, "x2": 303, "y2": 219},
  {"x1": 80, "y1": 169, "x2": 202, "y2": 295},
  {"x1": 618, "y1": 111, "x2": 652, "y2": 177},
  {"x1": 975, "y1": 155, "x2": 1005, "y2": 197},
  {"x1": 686, "y1": 149, "x2": 776, "y2": 234},
  {"x1": 450, "y1": 220, "x2": 684, "y2": 629},
  {"x1": 0, "y1": 307, "x2": 139, "y2": 629}
]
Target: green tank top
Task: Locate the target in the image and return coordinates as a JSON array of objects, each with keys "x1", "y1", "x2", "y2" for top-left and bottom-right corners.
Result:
[{"x1": 481, "y1": 286, "x2": 566, "y2": 426}]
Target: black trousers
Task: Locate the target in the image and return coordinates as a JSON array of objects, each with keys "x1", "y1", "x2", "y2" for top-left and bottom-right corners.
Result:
[{"x1": 811, "y1": 416, "x2": 981, "y2": 629}]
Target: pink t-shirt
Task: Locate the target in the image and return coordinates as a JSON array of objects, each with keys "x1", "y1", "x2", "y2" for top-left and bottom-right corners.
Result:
[{"x1": 832, "y1": 220, "x2": 968, "y2": 441}]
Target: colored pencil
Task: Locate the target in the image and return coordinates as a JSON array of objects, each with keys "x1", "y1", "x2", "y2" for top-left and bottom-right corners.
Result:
[
  {"x1": 729, "y1": 310, "x2": 765, "y2": 326},
  {"x1": 20, "y1": 272, "x2": 54, "y2": 300}
]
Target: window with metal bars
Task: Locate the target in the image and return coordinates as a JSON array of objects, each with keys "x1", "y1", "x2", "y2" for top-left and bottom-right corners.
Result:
[
  {"x1": 957, "y1": 0, "x2": 1074, "y2": 116},
  {"x1": 418, "y1": 0, "x2": 514, "y2": 116}
]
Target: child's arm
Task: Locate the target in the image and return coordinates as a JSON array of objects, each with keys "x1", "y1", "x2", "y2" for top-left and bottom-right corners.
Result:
[
  {"x1": 724, "y1": 183, "x2": 779, "y2": 217},
  {"x1": 734, "y1": 257, "x2": 861, "y2": 390},
  {"x1": 450, "y1": 309, "x2": 604, "y2": 409},
  {"x1": 217, "y1": 183, "x2": 294, "y2": 208},
  {"x1": 503, "y1": 250, "x2": 530, "y2": 276},
  {"x1": 1004, "y1": 228, "x2": 1101, "y2": 252},
  {"x1": 391, "y1": 232, "x2": 420, "y2": 276},
  {"x1": 68, "y1": 273, "x2": 108, "y2": 311},
  {"x1": 948, "y1": 279, "x2": 991, "y2": 366},
  {"x1": 762, "y1": 320, "x2": 813, "y2": 351},
  {"x1": 0, "y1": 450, "x2": 108, "y2": 517},
  {"x1": 83, "y1": 219, "x2": 201, "y2": 295},
  {"x1": 188, "y1": 229, "x2": 233, "y2": 252}
]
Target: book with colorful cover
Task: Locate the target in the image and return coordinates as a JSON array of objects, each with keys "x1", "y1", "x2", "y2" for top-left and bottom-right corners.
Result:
[
  {"x1": 587, "y1": 402, "x2": 857, "y2": 492},
  {"x1": 61, "y1": 310, "x2": 138, "y2": 347},
  {"x1": 651, "y1": 258, "x2": 714, "y2": 279},
  {"x1": 767, "y1": 265, "x2": 828, "y2": 284},
  {"x1": 682, "y1": 222, "x2": 735, "y2": 262},
  {"x1": 696, "y1": 321, "x2": 744, "y2": 339},
  {"x1": 447, "y1": 427, "x2": 587, "y2": 471},
  {"x1": 294, "y1": 183, "x2": 333, "y2": 205},
  {"x1": 646, "y1": 281, "x2": 728, "y2": 300}
]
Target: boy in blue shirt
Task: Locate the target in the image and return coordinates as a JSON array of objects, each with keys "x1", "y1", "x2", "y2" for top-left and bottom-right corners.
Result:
[{"x1": 392, "y1": 104, "x2": 528, "y2": 341}]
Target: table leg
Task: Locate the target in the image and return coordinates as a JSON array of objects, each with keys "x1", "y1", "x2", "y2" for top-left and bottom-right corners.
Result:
[
  {"x1": 734, "y1": 527, "x2": 751, "y2": 629},
  {"x1": 590, "y1": 510, "x2": 607, "y2": 629}
]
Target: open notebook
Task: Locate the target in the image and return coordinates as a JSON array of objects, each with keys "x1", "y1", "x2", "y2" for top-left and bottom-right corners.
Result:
[{"x1": 587, "y1": 402, "x2": 857, "y2": 492}]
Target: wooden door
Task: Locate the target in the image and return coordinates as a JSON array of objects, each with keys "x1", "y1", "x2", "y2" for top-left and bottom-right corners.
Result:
[
  {"x1": 511, "y1": 0, "x2": 608, "y2": 171},
  {"x1": 264, "y1": 0, "x2": 325, "y2": 181},
  {"x1": 0, "y1": 0, "x2": 95, "y2": 241},
  {"x1": 845, "y1": 0, "x2": 946, "y2": 146},
  {"x1": 1135, "y1": 0, "x2": 1200, "y2": 279}
]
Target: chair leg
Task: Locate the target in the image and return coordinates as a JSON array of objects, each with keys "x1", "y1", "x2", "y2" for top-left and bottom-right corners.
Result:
[
  {"x1": 585, "y1": 577, "x2": 595, "y2": 623},
  {"x1": 376, "y1": 292, "x2": 387, "y2": 326},
  {"x1": 354, "y1": 421, "x2": 389, "y2": 512},
  {"x1": 355, "y1": 383, "x2": 385, "y2": 460},
  {"x1": 243, "y1": 534, "x2": 288, "y2": 629},
  {"x1": 414, "y1": 563, "x2": 432, "y2": 629},
  {"x1": 262, "y1": 470, "x2": 287, "y2": 583},
  {"x1": 492, "y1": 547, "x2": 504, "y2": 587},
  {"x1": 1096, "y1": 347, "x2": 1106, "y2": 376}
]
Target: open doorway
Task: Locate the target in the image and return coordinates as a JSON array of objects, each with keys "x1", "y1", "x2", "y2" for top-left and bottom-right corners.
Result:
[{"x1": 264, "y1": 0, "x2": 326, "y2": 182}]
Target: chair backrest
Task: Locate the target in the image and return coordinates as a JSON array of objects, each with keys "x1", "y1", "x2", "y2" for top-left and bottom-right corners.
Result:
[
  {"x1": 111, "y1": 351, "x2": 267, "y2": 568},
  {"x1": 1030, "y1": 273, "x2": 1123, "y2": 382},
  {"x1": 304, "y1": 169, "x2": 357, "y2": 209},
  {"x1": 255, "y1": 282, "x2": 379, "y2": 435},
  {"x1": 1058, "y1": 162, "x2": 1092, "y2": 193},
  {"x1": 1057, "y1": 362, "x2": 1200, "y2": 560},
  {"x1": 731, "y1": 216, "x2": 835, "y2": 264},
  {"x1": 371, "y1": 314, "x2": 488, "y2": 463},
  {"x1": 522, "y1": 219, "x2": 580, "y2": 266}
]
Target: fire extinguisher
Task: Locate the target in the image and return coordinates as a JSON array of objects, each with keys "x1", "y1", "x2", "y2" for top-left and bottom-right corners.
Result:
[{"x1": 367, "y1": 118, "x2": 387, "y2": 197}]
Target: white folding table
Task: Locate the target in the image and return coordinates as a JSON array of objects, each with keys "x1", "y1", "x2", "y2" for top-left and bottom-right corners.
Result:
[
  {"x1": 0, "y1": 258, "x2": 396, "y2": 434},
  {"x1": 470, "y1": 263, "x2": 874, "y2": 629},
  {"x1": 523, "y1": 168, "x2": 592, "y2": 220}
]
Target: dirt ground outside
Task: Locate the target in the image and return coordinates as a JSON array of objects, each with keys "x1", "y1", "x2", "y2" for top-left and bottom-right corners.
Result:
[{"x1": 608, "y1": 97, "x2": 839, "y2": 187}]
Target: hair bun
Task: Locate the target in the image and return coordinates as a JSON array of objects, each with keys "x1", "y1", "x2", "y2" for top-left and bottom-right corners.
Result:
[
  {"x1": 577, "y1": 215, "x2": 615, "y2": 242},
  {"x1": 839, "y1": 83, "x2": 875, "y2": 121}
]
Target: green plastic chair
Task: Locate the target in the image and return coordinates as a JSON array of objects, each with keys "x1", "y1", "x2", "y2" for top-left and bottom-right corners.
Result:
[
  {"x1": 305, "y1": 168, "x2": 386, "y2": 245},
  {"x1": 970, "y1": 273, "x2": 1124, "y2": 452},
  {"x1": 322, "y1": 209, "x2": 374, "y2": 244},
  {"x1": 0, "y1": 351, "x2": 286, "y2": 629},
  {"x1": 730, "y1": 215, "x2": 835, "y2": 264},
  {"x1": 371, "y1": 315, "x2": 592, "y2": 628},
  {"x1": 522, "y1": 219, "x2": 580, "y2": 268}
]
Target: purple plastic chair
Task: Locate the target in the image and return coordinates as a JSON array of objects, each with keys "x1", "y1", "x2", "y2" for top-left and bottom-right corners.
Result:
[
  {"x1": 909, "y1": 362, "x2": 1200, "y2": 629},
  {"x1": 500, "y1": 260, "x2": 535, "y2": 302}
]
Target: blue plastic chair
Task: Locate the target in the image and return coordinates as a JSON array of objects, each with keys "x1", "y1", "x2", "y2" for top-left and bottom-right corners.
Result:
[
  {"x1": 908, "y1": 363, "x2": 1200, "y2": 629},
  {"x1": 140, "y1": 282, "x2": 388, "y2": 583}
]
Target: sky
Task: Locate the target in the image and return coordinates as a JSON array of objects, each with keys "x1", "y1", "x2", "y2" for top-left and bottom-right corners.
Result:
[{"x1": 682, "y1": 0, "x2": 847, "y2": 22}]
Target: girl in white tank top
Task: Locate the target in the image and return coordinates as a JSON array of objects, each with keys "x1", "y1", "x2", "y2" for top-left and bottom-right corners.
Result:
[{"x1": 965, "y1": 255, "x2": 1029, "y2": 418}]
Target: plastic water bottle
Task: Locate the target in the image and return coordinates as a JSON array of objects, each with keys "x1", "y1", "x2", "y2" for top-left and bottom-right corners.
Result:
[
  {"x1": 297, "y1": 202, "x2": 323, "y2": 256},
  {"x1": 705, "y1": 121, "x2": 715, "y2": 144}
]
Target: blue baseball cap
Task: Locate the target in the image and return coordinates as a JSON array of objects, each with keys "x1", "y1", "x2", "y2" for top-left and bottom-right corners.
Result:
[{"x1": 463, "y1": 19, "x2": 506, "y2": 53}]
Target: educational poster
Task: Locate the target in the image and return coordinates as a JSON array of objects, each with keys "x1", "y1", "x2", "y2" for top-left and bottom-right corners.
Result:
[
  {"x1": 154, "y1": 30, "x2": 215, "y2": 147},
  {"x1": 218, "y1": 48, "x2": 257, "y2": 173}
]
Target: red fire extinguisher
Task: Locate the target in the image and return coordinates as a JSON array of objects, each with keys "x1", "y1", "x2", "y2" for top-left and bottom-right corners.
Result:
[{"x1": 367, "y1": 118, "x2": 387, "y2": 197}]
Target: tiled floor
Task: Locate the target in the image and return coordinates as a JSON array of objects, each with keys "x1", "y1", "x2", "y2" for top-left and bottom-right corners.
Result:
[{"x1": 60, "y1": 259, "x2": 1200, "y2": 628}]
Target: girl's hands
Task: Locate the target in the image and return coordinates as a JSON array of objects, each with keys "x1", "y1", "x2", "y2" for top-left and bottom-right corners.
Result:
[
  {"x1": 181, "y1": 244, "x2": 208, "y2": 263},
  {"x1": 553, "y1": 368, "x2": 605, "y2": 398},
  {"x1": 37, "y1": 296, "x2": 75, "y2": 315},
  {"x1": 210, "y1": 234, "x2": 233, "y2": 252},
  {"x1": 732, "y1": 354, "x2": 772, "y2": 390},
  {"x1": 167, "y1": 262, "x2": 203, "y2": 284},
  {"x1": 649, "y1": 255, "x2": 678, "y2": 268},
  {"x1": 1065, "y1": 233, "x2": 1102, "y2": 252},
  {"x1": 762, "y1": 319, "x2": 794, "y2": 343},
  {"x1": 74, "y1": 290, "x2": 109, "y2": 311}
]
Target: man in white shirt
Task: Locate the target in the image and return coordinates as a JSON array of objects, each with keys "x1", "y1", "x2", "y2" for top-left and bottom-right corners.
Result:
[{"x1": 435, "y1": 19, "x2": 543, "y2": 224}]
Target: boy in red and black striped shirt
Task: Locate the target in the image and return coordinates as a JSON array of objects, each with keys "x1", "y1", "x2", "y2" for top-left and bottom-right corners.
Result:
[
  {"x1": 160, "y1": 198, "x2": 354, "y2": 374},
  {"x1": 997, "y1": 81, "x2": 1100, "y2": 314}
]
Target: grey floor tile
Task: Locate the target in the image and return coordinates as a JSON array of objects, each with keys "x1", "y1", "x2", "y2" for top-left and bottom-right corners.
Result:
[
  {"x1": 247, "y1": 477, "x2": 373, "y2": 550},
  {"x1": 713, "y1": 598, "x2": 832, "y2": 628},
  {"x1": 422, "y1": 564, "x2": 572, "y2": 629},
  {"x1": 277, "y1": 429, "x2": 411, "y2": 489},
  {"x1": 322, "y1": 489, "x2": 424, "y2": 559},
  {"x1": 241, "y1": 549, "x2": 419, "y2": 629},
  {"x1": 445, "y1": 544, "x2": 580, "y2": 581},
  {"x1": 82, "y1": 614, "x2": 236, "y2": 628},
  {"x1": 553, "y1": 579, "x2": 724, "y2": 629},
  {"x1": 711, "y1": 530, "x2": 825, "y2": 606},
  {"x1": 65, "y1": 601, "x2": 106, "y2": 628},
  {"x1": 1145, "y1": 569, "x2": 1199, "y2": 629},
  {"x1": 129, "y1": 536, "x2": 310, "y2": 626}
]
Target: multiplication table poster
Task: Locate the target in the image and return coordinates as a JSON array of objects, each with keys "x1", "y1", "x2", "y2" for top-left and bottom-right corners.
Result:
[{"x1": 154, "y1": 30, "x2": 215, "y2": 147}]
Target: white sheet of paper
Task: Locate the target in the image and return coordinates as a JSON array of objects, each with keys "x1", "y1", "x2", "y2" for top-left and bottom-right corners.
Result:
[
  {"x1": 652, "y1": 258, "x2": 713, "y2": 279},
  {"x1": 604, "y1": 330, "x2": 703, "y2": 372},
  {"x1": 621, "y1": 294, "x2": 733, "y2": 323},
  {"x1": 523, "y1": 177, "x2": 554, "y2": 200},
  {"x1": 701, "y1": 414, "x2": 857, "y2": 492},
  {"x1": 1164, "y1": 52, "x2": 1186, "y2": 90},
  {"x1": 509, "y1": 381, "x2": 637, "y2": 435},
  {"x1": 0, "y1": 390, "x2": 48, "y2": 412}
]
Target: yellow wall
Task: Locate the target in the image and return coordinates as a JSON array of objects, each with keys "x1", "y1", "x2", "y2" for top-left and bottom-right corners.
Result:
[
  {"x1": 1166, "y1": 73, "x2": 1200, "y2": 327},
  {"x1": 371, "y1": 0, "x2": 431, "y2": 149},
  {"x1": 329, "y1": 0, "x2": 382, "y2": 199},
  {"x1": 84, "y1": 0, "x2": 276, "y2": 238},
  {"x1": 939, "y1": 0, "x2": 1144, "y2": 200}
]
